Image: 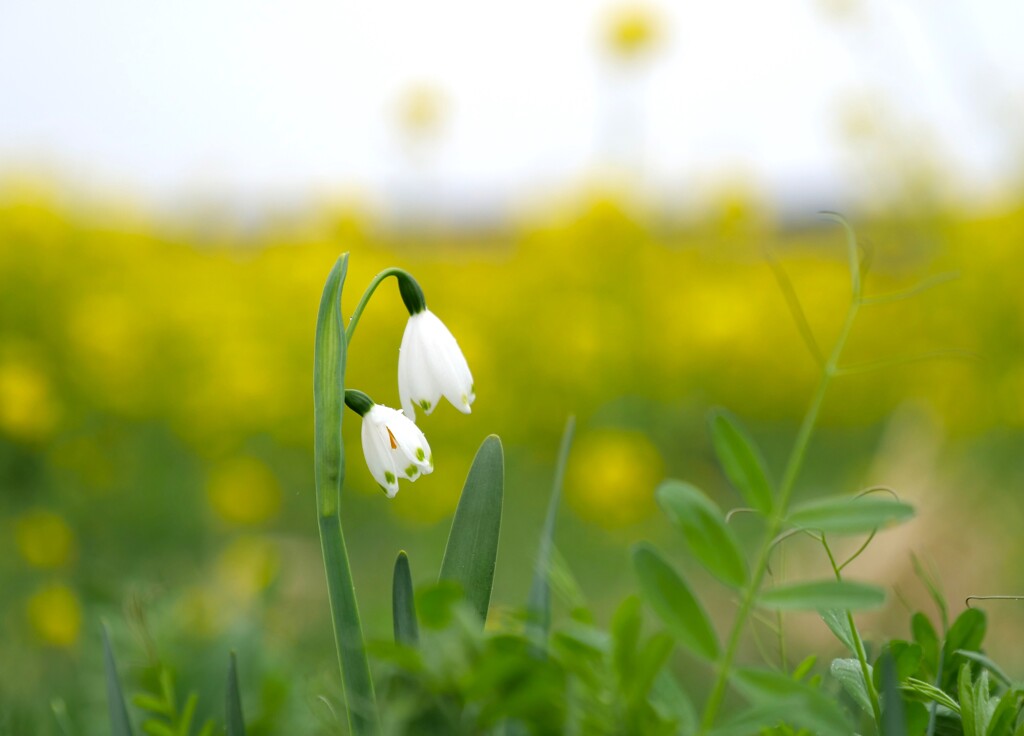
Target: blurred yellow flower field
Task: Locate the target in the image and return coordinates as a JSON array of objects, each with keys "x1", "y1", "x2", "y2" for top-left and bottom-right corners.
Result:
[{"x1": 1, "y1": 180, "x2": 1023, "y2": 732}]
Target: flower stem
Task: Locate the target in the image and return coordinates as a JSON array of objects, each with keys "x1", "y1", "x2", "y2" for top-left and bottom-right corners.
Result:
[
  {"x1": 345, "y1": 267, "x2": 418, "y2": 347},
  {"x1": 699, "y1": 297, "x2": 861, "y2": 733}
]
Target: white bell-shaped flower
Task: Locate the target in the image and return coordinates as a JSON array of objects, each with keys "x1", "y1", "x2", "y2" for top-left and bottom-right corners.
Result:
[
  {"x1": 360, "y1": 403, "x2": 433, "y2": 498},
  {"x1": 398, "y1": 309, "x2": 475, "y2": 422}
]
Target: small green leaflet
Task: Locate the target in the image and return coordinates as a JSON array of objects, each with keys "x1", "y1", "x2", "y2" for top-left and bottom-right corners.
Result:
[
  {"x1": 632, "y1": 543, "x2": 719, "y2": 660},
  {"x1": 709, "y1": 410, "x2": 774, "y2": 515},
  {"x1": 758, "y1": 580, "x2": 886, "y2": 611},
  {"x1": 655, "y1": 480, "x2": 747, "y2": 588},
  {"x1": 786, "y1": 495, "x2": 914, "y2": 535}
]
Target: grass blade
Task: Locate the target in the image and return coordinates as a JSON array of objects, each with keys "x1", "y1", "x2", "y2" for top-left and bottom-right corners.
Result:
[
  {"x1": 439, "y1": 435, "x2": 504, "y2": 625},
  {"x1": 102, "y1": 625, "x2": 135, "y2": 736},
  {"x1": 632, "y1": 543, "x2": 719, "y2": 660},
  {"x1": 709, "y1": 410, "x2": 774, "y2": 514},
  {"x1": 392, "y1": 551, "x2": 419, "y2": 645},
  {"x1": 226, "y1": 652, "x2": 245, "y2": 736},
  {"x1": 526, "y1": 415, "x2": 575, "y2": 649}
]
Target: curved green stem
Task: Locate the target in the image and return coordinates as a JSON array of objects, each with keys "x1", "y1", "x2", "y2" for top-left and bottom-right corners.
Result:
[
  {"x1": 699, "y1": 297, "x2": 861, "y2": 734},
  {"x1": 345, "y1": 267, "x2": 417, "y2": 347}
]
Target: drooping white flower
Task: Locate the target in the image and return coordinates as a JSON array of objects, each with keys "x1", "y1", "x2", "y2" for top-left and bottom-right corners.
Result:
[
  {"x1": 360, "y1": 403, "x2": 433, "y2": 498},
  {"x1": 398, "y1": 309, "x2": 475, "y2": 422}
]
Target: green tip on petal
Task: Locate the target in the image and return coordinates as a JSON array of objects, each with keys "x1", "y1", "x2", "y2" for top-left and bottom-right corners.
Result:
[
  {"x1": 419, "y1": 399, "x2": 431, "y2": 411},
  {"x1": 405, "y1": 465, "x2": 418, "y2": 478},
  {"x1": 415, "y1": 448, "x2": 425, "y2": 461},
  {"x1": 385, "y1": 471, "x2": 396, "y2": 484}
]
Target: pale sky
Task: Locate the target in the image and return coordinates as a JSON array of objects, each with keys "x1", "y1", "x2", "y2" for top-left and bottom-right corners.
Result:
[{"x1": 1, "y1": 0, "x2": 1021, "y2": 212}]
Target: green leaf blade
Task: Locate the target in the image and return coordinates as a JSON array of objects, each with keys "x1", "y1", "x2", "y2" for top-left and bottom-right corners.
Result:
[
  {"x1": 820, "y1": 609, "x2": 857, "y2": 653},
  {"x1": 103, "y1": 626, "x2": 135, "y2": 736},
  {"x1": 226, "y1": 652, "x2": 245, "y2": 736},
  {"x1": 831, "y1": 658, "x2": 875, "y2": 715},
  {"x1": 656, "y1": 480, "x2": 748, "y2": 588},
  {"x1": 439, "y1": 435, "x2": 504, "y2": 625},
  {"x1": 758, "y1": 580, "x2": 886, "y2": 611},
  {"x1": 392, "y1": 551, "x2": 419, "y2": 646},
  {"x1": 631, "y1": 543, "x2": 719, "y2": 660},
  {"x1": 313, "y1": 254, "x2": 348, "y2": 517},
  {"x1": 526, "y1": 416, "x2": 574, "y2": 650},
  {"x1": 709, "y1": 410, "x2": 774, "y2": 514},
  {"x1": 786, "y1": 496, "x2": 915, "y2": 535},
  {"x1": 941, "y1": 608, "x2": 987, "y2": 692}
]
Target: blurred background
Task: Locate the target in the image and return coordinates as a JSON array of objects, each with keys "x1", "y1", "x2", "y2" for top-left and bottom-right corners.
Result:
[{"x1": 2, "y1": 0, "x2": 1023, "y2": 733}]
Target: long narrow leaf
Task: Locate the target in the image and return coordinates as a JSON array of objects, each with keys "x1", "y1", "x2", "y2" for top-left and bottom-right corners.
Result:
[
  {"x1": 439, "y1": 435, "x2": 504, "y2": 624},
  {"x1": 392, "y1": 551, "x2": 419, "y2": 645},
  {"x1": 312, "y1": 255, "x2": 379, "y2": 735},
  {"x1": 526, "y1": 416, "x2": 575, "y2": 649},
  {"x1": 758, "y1": 580, "x2": 886, "y2": 611},
  {"x1": 878, "y1": 652, "x2": 908, "y2": 736},
  {"x1": 226, "y1": 652, "x2": 245, "y2": 736},
  {"x1": 709, "y1": 410, "x2": 774, "y2": 514},
  {"x1": 103, "y1": 625, "x2": 135, "y2": 736},
  {"x1": 632, "y1": 543, "x2": 719, "y2": 660},
  {"x1": 656, "y1": 480, "x2": 747, "y2": 588}
]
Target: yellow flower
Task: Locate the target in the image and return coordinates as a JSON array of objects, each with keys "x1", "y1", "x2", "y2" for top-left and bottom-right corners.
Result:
[
  {"x1": 567, "y1": 429, "x2": 664, "y2": 528},
  {"x1": 26, "y1": 583, "x2": 82, "y2": 647},
  {"x1": 206, "y1": 457, "x2": 282, "y2": 526},
  {"x1": 16, "y1": 509, "x2": 75, "y2": 568},
  {"x1": 0, "y1": 361, "x2": 58, "y2": 440},
  {"x1": 603, "y1": 5, "x2": 662, "y2": 61}
]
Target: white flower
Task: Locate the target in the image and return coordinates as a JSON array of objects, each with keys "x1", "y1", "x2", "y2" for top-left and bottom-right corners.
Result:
[
  {"x1": 360, "y1": 404, "x2": 433, "y2": 498},
  {"x1": 398, "y1": 309, "x2": 475, "y2": 422}
]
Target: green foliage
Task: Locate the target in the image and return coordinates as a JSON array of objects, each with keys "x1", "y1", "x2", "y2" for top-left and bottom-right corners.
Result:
[
  {"x1": 714, "y1": 665, "x2": 850, "y2": 735},
  {"x1": 526, "y1": 416, "x2": 575, "y2": 651},
  {"x1": 226, "y1": 653, "x2": 245, "y2": 736},
  {"x1": 758, "y1": 580, "x2": 886, "y2": 611},
  {"x1": 131, "y1": 667, "x2": 216, "y2": 736},
  {"x1": 438, "y1": 435, "x2": 504, "y2": 625},
  {"x1": 654, "y1": 480, "x2": 747, "y2": 588},
  {"x1": 820, "y1": 609, "x2": 857, "y2": 653},
  {"x1": 832, "y1": 658, "x2": 874, "y2": 715},
  {"x1": 709, "y1": 409, "x2": 775, "y2": 514},
  {"x1": 942, "y1": 610, "x2": 988, "y2": 692},
  {"x1": 104, "y1": 626, "x2": 135, "y2": 736},
  {"x1": 392, "y1": 551, "x2": 419, "y2": 646},
  {"x1": 786, "y1": 495, "x2": 915, "y2": 535},
  {"x1": 631, "y1": 543, "x2": 719, "y2": 660},
  {"x1": 68, "y1": 232, "x2": 1019, "y2": 736},
  {"x1": 312, "y1": 253, "x2": 379, "y2": 736}
]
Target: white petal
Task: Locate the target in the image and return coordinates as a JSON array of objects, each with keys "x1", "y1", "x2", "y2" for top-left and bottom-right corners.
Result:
[
  {"x1": 377, "y1": 405, "x2": 433, "y2": 475},
  {"x1": 399, "y1": 313, "x2": 443, "y2": 420},
  {"x1": 419, "y1": 310, "x2": 475, "y2": 413},
  {"x1": 361, "y1": 406, "x2": 400, "y2": 496},
  {"x1": 397, "y1": 319, "x2": 419, "y2": 421}
]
